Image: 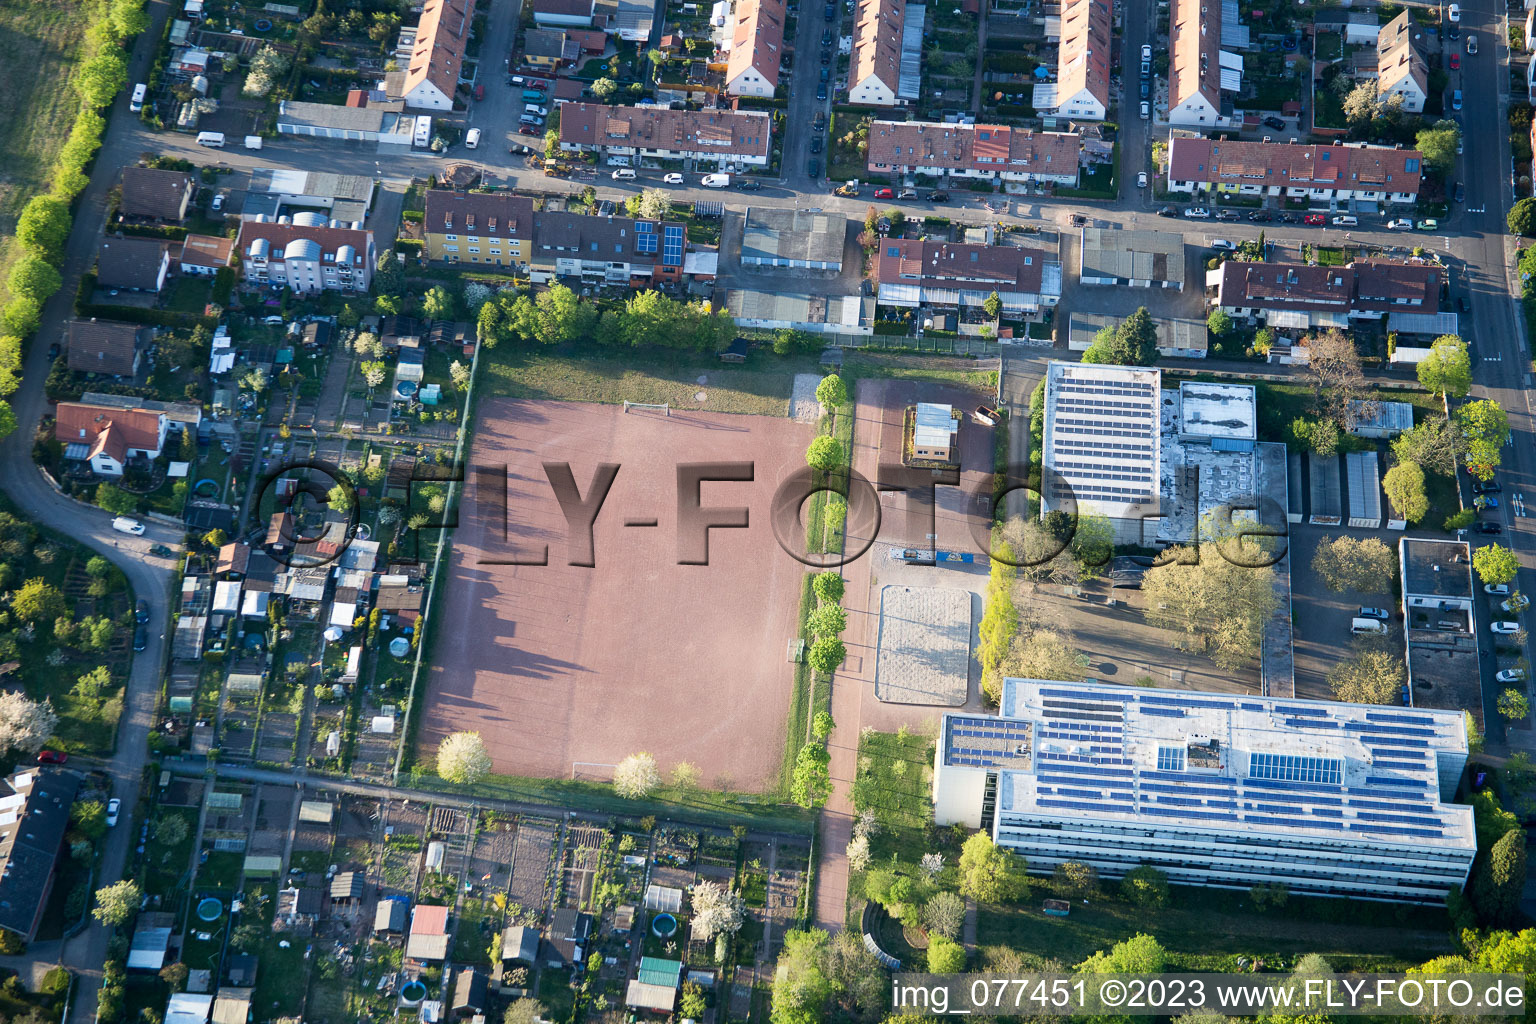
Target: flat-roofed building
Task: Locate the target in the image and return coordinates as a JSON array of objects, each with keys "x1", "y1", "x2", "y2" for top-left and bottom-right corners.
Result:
[
  {"x1": 932, "y1": 678, "x2": 1476, "y2": 903},
  {"x1": 1040, "y1": 361, "x2": 1161, "y2": 544},
  {"x1": 1078, "y1": 228, "x2": 1185, "y2": 290},
  {"x1": 739, "y1": 208, "x2": 844, "y2": 270}
]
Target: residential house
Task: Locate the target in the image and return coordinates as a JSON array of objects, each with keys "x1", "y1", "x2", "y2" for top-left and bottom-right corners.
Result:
[
  {"x1": 401, "y1": 0, "x2": 476, "y2": 110},
  {"x1": 724, "y1": 0, "x2": 786, "y2": 97},
  {"x1": 1047, "y1": 0, "x2": 1111, "y2": 121},
  {"x1": 119, "y1": 166, "x2": 195, "y2": 222},
  {"x1": 0, "y1": 770, "x2": 78, "y2": 942},
  {"x1": 559, "y1": 103, "x2": 772, "y2": 168},
  {"x1": 873, "y1": 238, "x2": 1062, "y2": 315},
  {"x1": 1166, "y1": 138, "x2": 1423, "y2": 203},
  {"x1": 848, "y1": 0, "x2": 905, "y2": 106},
  {"x1": 237, "y1": 214, "x2": 376, "y2": 293},
  {"x1": 66, "y1": 319, "x2": 146, "y2": 378},
  {"x1": 523, "y1": 28, "x2": 573, "y2": 68},
  {"x1": 422, "y1": 190, "x2": 535, "y2": 266},
  {"x1": 529, "y1": 210, "x2": 687, "y2": 286},
  {"x1": 866, "y1": 120, "x2": 1082, "y2": 185},
  {"x1": 1168, "y1": 0, "x2": 1229, "y2": 127},
  {"x1": 180, "y1": 233, "x2": 235, "y2": 276},
  {"x1": 1209, "y1": 258, "x2": 1441, "y2": 326},
  {"x1": 55, "y1": 401, "x2": 167, "y2": 477},
  {"x1": 1376, "y1": 11, "x2": 1428, "y2": 113},
  {"x1": 97, "y1": 236, "x2": 170, "y2": 292}
]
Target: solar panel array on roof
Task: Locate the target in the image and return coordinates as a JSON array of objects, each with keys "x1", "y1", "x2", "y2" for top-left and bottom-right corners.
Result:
[
  {"x1": 634, "y1": 221, "x2": 657, "y2": 255},
  {"x1": 661, "y1": 224, "x2": 684, "y2": 267}
]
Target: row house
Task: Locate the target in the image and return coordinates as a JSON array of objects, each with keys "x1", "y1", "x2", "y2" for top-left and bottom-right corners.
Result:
[
  {"x1": 1046, "y1": 0, "x2": 1111, "y2": 121},
  {"x1": 422, "y1": 190, "x2": 535, "y2": 265},
  {"x1": 1168, "y1": 0, "x2": 1233, "y2": 127},
  {"x1": 399, "y1": 0, "x2": 476, "y2": 110},
  {"x1": 849, "y1": 0, "x2": 905, "y2": 106},
  {"x1": 530, "y1": 0, "x2": 615, "y2": 28},
  {"x1": 723, "y1": 0, "x2": 787, "y2": 98},
  {"x1": 873, "y1": 238, "x2": 1063, "y2": 315},
  {"x1": 529, "y1": 210, "x2": 687, "y2": 286},
  {"x1": 236, "y1": 214, "x2": 376, "y2": 294},
  {"x1": 1375, "y1": 11, "x2": 1429, "y2": 113},
  {"x1": 559, "y1": 103, "x2": 772, "y2": 168},
  {"x1": 1166, "y1": 137, "x2": 1423, "y2": 204},
  {"x1": 1209, "y1": 258, "x2": 1441, "y2": 326},
  {"x1": 866, "y1": 120, "x2": 1082, "y2": 186}
]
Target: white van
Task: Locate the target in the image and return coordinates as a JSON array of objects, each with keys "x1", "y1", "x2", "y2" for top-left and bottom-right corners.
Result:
[
  {"x1": 700, "y1": 173, "x2": 731, "y2": 188},
  {"x1": 1350, "y1": 617, "x2": 1388, "y2": 635},
  {"x1": 112, "y1": 516, "x2": 146, "y2": 536},
  {"x1": 196, "y1": 131, "x2": 225, "y2": 148},
  {"x1": 611, "y1": 168, "x2": 636, "y2": 180},
  {"x1": 130, "y1": 83, "x2": 147, "y2": 113},
  {"x1": 243, "y1": 135, "x2": 263, "y2": 150},
  {"x1": 1332, "y1": 215, "x2": 1358, "y2": 226},
  {"x1": 465, "y1": 127, "x2": 482, "y2": 148}
]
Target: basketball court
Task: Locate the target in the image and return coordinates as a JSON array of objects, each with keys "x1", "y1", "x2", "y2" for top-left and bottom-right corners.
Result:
[{"x1": 423, "y1": 398, "x2": 813, "y2": 791}]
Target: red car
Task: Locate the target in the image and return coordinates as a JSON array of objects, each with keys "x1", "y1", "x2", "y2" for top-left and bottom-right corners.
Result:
[
  {"x1": 36, "y1": 750, "x2": 67, "y2": 765},
  {"x1": 874, "y1": 187, "x2": 894, "y2": 199},
  {"x1": 1303, "y1": 213, "x2": 1326, "y2": 225},
  {"x1": 1449, "y1": 52, "x2": 1460, "y2": 70},
  {"x1": 474, "y1": 83, "x2": 486, "y2": 101}
]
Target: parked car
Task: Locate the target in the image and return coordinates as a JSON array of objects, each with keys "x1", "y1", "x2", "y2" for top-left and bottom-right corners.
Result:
[
  {"x1": 149, "y1": 543, "x2": 172, "y2": 557},
  {"x1": 1481, "y1": 496, "x2": 1501, "y2": 509},
  {"x1": 928, "y1": 190, "x2": 949, "y2": 201},
  {"x1": 1357, "y1": 607, "x2": 1390, "y2": 620},
  {"x1": 106, "y1": 798, "x2": 121, "y2": 827},
  {"x1": 1247, "y1": 210, "x2": 1273, "y2": 221},
  {"x1": 1451, "y1": 89, "x2": 1462, "y2": 110},
  {"x1": 1137, "y1": 171, "x2": 1148, "y2": 188},
  {"x1": 809, "y1": 136, "x2": 823, "y2": 154},
  {"x1": 112, "y1": 516, "x2": 145, "y2": 536},
  {"x1": 1215, "y1": 209, "x2": 1238, "y2": 220},
  {"x1": 1140, "y1": 100, "x2": 1150, "y2": 119},
  {"x1": 1466, "y1": 33, "x2": 1477, "y2": 54},
  {"x1": 1417, "y1": 218, "x2": 1440, "y2": 229},
  {"x1": 36, "y1": 750, "x2": 66, "y2": 765},
  {"x1": 1501, "y1": 597, "x2": 1527, "y2": 613},
  {"x1": 701, "y1": 173, "x2": 731, "y2": 187},
  {"x1": 808, "y1": 157, "x2": 821, "y2": 177},
  {"x1": 820, "y1": 67, "x2": 830, "y2": 83},
  {"x1": 1491, "y1": 620, "x2": 1520, "y2": 634},
  {"x1": 1474, "y1": 521, "x2": 1502, "y2": 534},
  {"x1": 737, "y1": 180, "x2": 762, "y2": 191},
  {"x1": 821, "y1": 49, "x2": 832, "y2": 64},
  {"x1": 1474, "y1": 479, "x2": 1500, "y2": 493},
  {"x1": 1454, "y1": 181, "x2": 1466, "y2": 202},
  {"x1": 1387, "y1": 218, "x2": 1413, "y2": 229},
  {"x1": 1139, "y1": 79, "x2": 1150, "y2": 99},
  {"x1": 136, "y1": 600, "x2": 150, "y2": 624},
  {"x1": 524, "y1": 104, "x2": 549, "y2": 117},
  {"x1": 211, "y1": 193, "x2": 225, "y2": 212},
  {"x1": 133, "y1": 626, "x2": 146, "y2": 651},
  {"x1": 1449, "y1": 52, "x2": 1460, "y2": 70},
  {"x1": 1498, "y1": 668, "x2": 1529, "y2": 683},
  {"x1": 1303, "y1": 213, "x2": 1326, "y2": 225},
  {"x1": 1486, "y1": 584, "x2": 1512, "y2": 596},
  {"x1": 1458, "y1": 296, "x2": 1471, "y2": 313},
  {"x1": 897, "y1": 188, "x2": 918, "y2": 199},
  {"x1": 874, "y1": 187, "x2": 894, "y2": 198},
  {"x1": 1157, "y1": 205, "x2": 1178, "y2": 217},
  {"x1": 1448, "y1": 3, "x2": 1460, "y2": 21},
  {"x1": 816, "y1": 82, "x2": 828, "y2": 100},
  {"x1": 1263, "y1": 115, "x2": 1286, "y2": 130},
  {"x1": 814, "y1": 112, "x2": 826, "y2": 131},
  {"x1": 517, "y1": 126, "x2": 538, "y2": 136},
  {"x1": 1448, "y1": 24, "x2": 1460, "y2": 40},
  {"x1": 1141, "y1": 43, "x2": 1153, "y2": 61},
  {"x1": 821, "y1": 27, "x2": 832, "y2": 44},
  {"x1": 1140, "y1": 60, "x2": 1151, "y2": 76},
  {"x1": 824, "y1": 2, "x2": 835, "y2": 17},
  {"x1": 1184, "y1": 207, "x2": 1210, "y2": 218},
  {"x1": 611, "y1": 168, "x2": 636, "y2": 180},
  {"x1": 1332, "y1": 215, "x2": 1357, "y2": 225},
  {"x1": 1210, "y1": 239, "x2": 1235, "y2": 250},
  {"x1": 663, "y1": 172, "x2": 685, "y2": 183}
]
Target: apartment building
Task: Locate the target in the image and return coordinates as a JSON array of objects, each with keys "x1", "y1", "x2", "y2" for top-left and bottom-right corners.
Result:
[
  {"x1": 1049, "y1": 0, "x2": 1111, "y2": 121},
  {"x1": 1168, "y1": 0, "x2": 1229, "y2": 126},
  {"x1": 866, "y1": 120, "x2": 1082, "y2": 185},
  {"x1": 400, "y1": 0, "x2": 476, "y2": 110},
  {"x1": 236, "y1": 214, "x2": 375, "y2": 294},
  {"x1": 1376, "y1": 11, "x2": 1429, "y2": 113},
  {"x1": 848, "y1": 0, "x2": 904, "y2": 106},
  {"x1": 528, "y1": 210, "x2": 687, "y2": 286},
  {"x1": 1166, "y1": 137, "x2": 1424, "y2": 203},
  {"x1": 873, "y1": 238, "x2": 1062, "y2": 315},
  {"x1": 931, "y1": 678, "x2": 1475, "y2": 903},
  {"x1": 559, "y1": 103, "x2": 772, "y2": 168},
  {"x1": 1210, "y1": 259, "x2": 1441, "y2": 325},
  {"x1": 422, "y1": 190, "x2": 536, "y2": 266}
]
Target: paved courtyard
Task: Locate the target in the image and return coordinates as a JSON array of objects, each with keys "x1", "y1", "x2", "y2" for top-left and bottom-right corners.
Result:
[{"x1": 873, "y1": 585, "x2": 973, "y2": 705}]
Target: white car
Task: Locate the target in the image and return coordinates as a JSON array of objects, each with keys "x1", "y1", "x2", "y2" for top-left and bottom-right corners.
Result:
[
  {"x1": 524, "y1": 104, "x2": 549, "y2": 117},
  {"x1": 106, "y1": 798, "x2": 121, "y2": 827},
  {"x1": 1502, "y1": 595, "x2": 1530, "y2": 613},
  {"x1": 1210, "y1": 239, "x2": 1235, "y2": 251},
  {"x1": 111, "y1": 516, "x2": 145, "y2": 536},
  {"x1": 1137, "y1": 171, "x2": 1148, "y2": 188},
  {"x1": 1448, "y1": 3, "x2": 1460, "y2": 21},
  {"x1": 1466, "y1": 33, "x2": 1477, "y2": 54},
  {"x1": 1490, "y1": 621, "x2": 1521, "y2": 634},
  {"x1": 1387, "y1": 218, "x2": 1412, "y2": 229},
  {"x1": 1184, "y1": 207, "x2": 1210, "y2": 218},
  {"x1": 663, "y1": 173, "x2": 684, "y2": 184},
  {"x1": 1497, "y1": 668, "x2": 1529, "y2": 683},
  {"x1": 211, "y1": 193, "x2": 225, "y2": 212},
  {"x1": 1486, "y1": 584, "x2": 1511, "y2": 596},
  {"x1": 1141, "y1": 43, "x2": 1153, "y2": 62},
  {"x1": 700, "y1": 173, "x2": 731, "y2": 188},
  {"x1": 464, "y1": 127, "x2": 481, "y2": 148}
]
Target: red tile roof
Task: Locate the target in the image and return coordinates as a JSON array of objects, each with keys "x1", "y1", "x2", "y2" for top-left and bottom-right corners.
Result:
[
  {"x1": 866, "y1": 120, "x2": 1082, "y2": 176},
  {"x1": 726, "y1": 0, "x2": 787, "y2": 89},
  {"x1": 559, "y1": 103, "x2": 772, "y2": 159},
  {"x1": 851, "y1": 0, "x2": 904, "y2": 97},
  {"x1": 1056, "y1": 0, "x2": 1111, "y2": 111},
  {"x1": 405, "y1": 0, "x2": 476, "y2": 103},
  {"x1": 1217, "y1": 258, "x2": 1440, "y2": 312},
  {"x1": 55, "y1": 402, "x2": 162, "y2": 465},
  {"x1": 1168, "y1": 138, "x2": 1423, "y2": 193},
  {"x1": 874, "y1": 238, "x2": 1048, "y2": 293}
]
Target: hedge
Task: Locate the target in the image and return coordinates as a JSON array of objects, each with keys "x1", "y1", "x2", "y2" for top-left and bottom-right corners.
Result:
[{"x1": 117, "y1": 223, "x2": 189, "y2": 241}]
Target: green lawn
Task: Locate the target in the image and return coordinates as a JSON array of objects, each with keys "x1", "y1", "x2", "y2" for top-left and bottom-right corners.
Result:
[
  {"x1": 165, "y1": 276, "x2": 212, "y2": 313},
  {"x1": 0, "y1": 0, "x2": 91, "y2": 300},
  {"x1": 977, "y1": 879, "x2": 1452, "y2": 971},
  {"x1": 141, "y1": 807, "x2": 198, "y2": 899},
  {"x1": 453, "y1": 898, "x2": 497, "y2": 964}
]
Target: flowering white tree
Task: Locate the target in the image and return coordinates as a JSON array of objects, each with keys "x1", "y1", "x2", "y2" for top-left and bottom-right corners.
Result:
[
  {"x1": 437, "y1": 731, "x2": 492, "y2": 785},
  {"x1": 613, "y1": 752, "x2": 661, "y2": 799},
  {"x1": 689, "y1": 880, "x2": 745, "y2": 940},
  {"x1": 846, "y1": 834, "x2": 871, "y2": 872},
  {"x1": 920, "y1": 852, "x2": 944, "y2": 880},
  {"x1": 0, "y1": 693, "x2": 56, "y2": 757},
  {"x1": 242, "y1": 46, "x2": 292, "y2": 98},
  {"x1": 462, "y1": 282, "x2": 493, "y2": 312}
]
